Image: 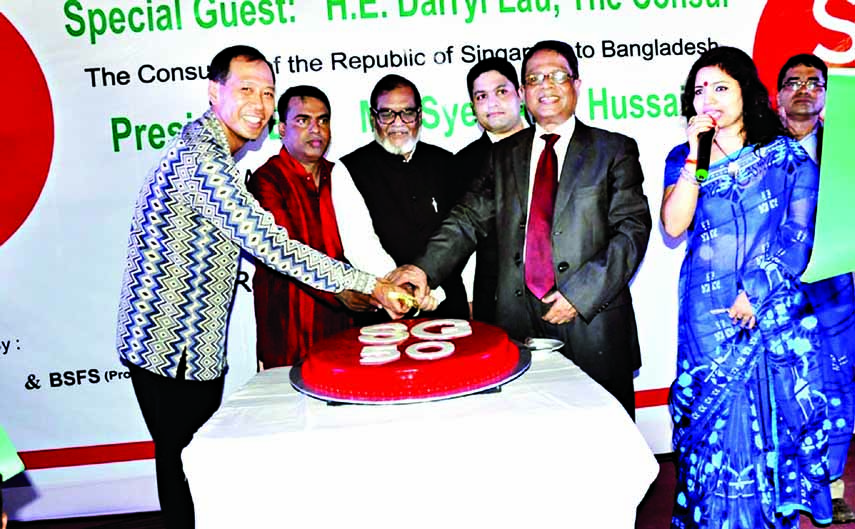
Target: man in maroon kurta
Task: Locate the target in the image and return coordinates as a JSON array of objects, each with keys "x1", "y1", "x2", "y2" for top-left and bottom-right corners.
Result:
[{"x1": 248, "y1": 85, "x2": 372, "y2": 367}]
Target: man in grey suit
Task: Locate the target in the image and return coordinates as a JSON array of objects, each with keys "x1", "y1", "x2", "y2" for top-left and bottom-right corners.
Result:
[{"x1": 389, "y1": 40, "x2": 651, "y2": 418}]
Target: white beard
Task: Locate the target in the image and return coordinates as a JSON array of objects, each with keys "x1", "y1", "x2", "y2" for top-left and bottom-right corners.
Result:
[{"x1": 374, "y1": 129, "x2": 420, "y2": 157}]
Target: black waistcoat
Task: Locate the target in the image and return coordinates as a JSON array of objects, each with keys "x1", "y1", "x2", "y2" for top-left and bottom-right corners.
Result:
[{"x1": 341, "y1": 141, "x2": 469, "y2": 320}]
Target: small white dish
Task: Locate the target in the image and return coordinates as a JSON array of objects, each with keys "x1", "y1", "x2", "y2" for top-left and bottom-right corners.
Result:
[{"x1": 525, "y1": 338, "x2": 564, "y2": 353}]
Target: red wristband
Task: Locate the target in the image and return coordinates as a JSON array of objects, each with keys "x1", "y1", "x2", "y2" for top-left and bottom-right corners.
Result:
[{"x1": 684, "y1": 158, "x2": 697, "y2": 165}]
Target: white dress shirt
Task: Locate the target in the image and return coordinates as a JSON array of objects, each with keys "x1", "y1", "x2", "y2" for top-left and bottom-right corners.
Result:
[
  {"x1": 798, "y1": 126, "x2": 819, "y2": 164},
  {"x1": 524, "y1": 116, "x2": 576, "y2": 251}
]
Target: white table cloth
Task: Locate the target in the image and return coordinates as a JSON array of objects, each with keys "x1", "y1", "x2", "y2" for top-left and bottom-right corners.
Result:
[{"x1": 183, "y1": 351, "x2": 660, "y2": 529}]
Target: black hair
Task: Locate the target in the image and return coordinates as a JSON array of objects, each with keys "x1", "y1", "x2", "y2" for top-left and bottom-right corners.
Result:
[
  {"x1": 370, "y1": 74, "x2": 422, "y2": 110},
  {"x1": 207, "y1": 45, "x2": 275, "y2": 86},
  {"x1": 680, "y1": 45, "x2": 786, "y2": 147},
  {"x1": 520, "y1": 40, "x2": 579, "y2": 82},
  {"x1": 776, "y1": 53, "x2": 828, "y2": 88},
  {"x1": 466, "y1": 57, "x2": 520, "y2": 100},
  {"x1": 277, "y1": 85, "x2": 331, "y2": 122}
]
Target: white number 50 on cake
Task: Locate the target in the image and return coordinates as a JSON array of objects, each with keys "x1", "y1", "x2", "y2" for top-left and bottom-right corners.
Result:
[{"x1": 293, "y1": 318, "x2": 529, "y2": 404}]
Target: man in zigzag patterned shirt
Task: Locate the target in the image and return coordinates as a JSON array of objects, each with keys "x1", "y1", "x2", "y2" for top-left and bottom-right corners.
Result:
[{"x1": 115, "y1": 45, "x2": 409, "y2": 529}]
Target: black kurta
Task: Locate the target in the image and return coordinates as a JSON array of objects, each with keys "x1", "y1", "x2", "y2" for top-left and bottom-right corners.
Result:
[{"x1": 341, "y1": 140, "x2": 469, "y2": 320}]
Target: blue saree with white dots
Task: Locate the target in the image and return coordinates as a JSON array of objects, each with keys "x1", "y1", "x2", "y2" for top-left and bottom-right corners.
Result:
[{"x1": 664, "y1": 136, "x2": 855, "y2": 529}]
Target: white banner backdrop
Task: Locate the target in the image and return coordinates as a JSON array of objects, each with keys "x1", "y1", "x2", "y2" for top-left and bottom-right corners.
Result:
[{"x1": 2, "y1": 0, "x2": 851, "y2": 521}]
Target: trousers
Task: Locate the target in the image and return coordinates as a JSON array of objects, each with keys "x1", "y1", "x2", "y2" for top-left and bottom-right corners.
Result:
[{"x1": 128, "y1": 359, "x2": 224, "y2": 529}]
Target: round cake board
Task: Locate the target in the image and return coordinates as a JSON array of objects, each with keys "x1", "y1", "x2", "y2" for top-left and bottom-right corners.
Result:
[{"x1": 290, "y1": 346, "x2": 531, "y2": 406}]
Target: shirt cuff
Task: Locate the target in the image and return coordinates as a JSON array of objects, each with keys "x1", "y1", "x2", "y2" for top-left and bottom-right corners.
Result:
[{"x1": 347, "y1": 269, "x2": 377, "y2": 296}]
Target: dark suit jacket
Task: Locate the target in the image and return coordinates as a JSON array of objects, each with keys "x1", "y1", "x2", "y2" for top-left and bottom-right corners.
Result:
[
  {"x1": 816, "y1": 122, "x2": 824, "y2": 164},
  {"x1": 455, "y1": 132, "x2": 499, "y2": 322},
  {"x1": 413, "y1": 120, "x2": 651, "y2": 374}
]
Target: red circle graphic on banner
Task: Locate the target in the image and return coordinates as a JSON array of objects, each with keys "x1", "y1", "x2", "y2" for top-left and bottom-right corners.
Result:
[
  {"x1": 0, "y1": 14, "x2": 54, "y2": 247},
  {"x1": 754, "y1": 0, "x2": 855, "y2": 93}
]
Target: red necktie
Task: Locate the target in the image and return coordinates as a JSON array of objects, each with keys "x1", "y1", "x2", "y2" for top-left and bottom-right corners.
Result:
[{"x1": 525, "y1": 133, "x2": 560, "y2": 299}]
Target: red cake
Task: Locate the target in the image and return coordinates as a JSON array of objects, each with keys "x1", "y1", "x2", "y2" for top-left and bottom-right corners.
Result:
[{"x1": 298, "y1": 319, "x2": 522, "y2": 402}]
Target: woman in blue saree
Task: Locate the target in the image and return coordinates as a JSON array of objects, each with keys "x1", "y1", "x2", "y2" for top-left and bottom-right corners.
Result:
[{"x1": 661, "y1": 46, "x2": 855, "y2": 528}]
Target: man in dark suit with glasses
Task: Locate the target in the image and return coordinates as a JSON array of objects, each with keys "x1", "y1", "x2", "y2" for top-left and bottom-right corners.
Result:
[
  {"x1": 339, "y1": 74, "x2": 469, "y2": 321},
  {"x1": 389, "y1": 41, "x2": 652, "y2": 418}
]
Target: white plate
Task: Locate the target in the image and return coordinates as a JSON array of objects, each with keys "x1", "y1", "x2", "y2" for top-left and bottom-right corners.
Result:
[{"x1": 525, "y1": 338, "x2": 564, "y2": 353}]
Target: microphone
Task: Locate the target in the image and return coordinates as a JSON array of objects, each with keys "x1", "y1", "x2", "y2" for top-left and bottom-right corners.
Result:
[{"x1": 695, "y1": 128, "x2": 715, "y2": 182}]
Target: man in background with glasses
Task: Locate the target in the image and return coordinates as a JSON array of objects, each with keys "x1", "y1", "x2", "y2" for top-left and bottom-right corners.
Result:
[
  {"x1": 389, "y1": 40, "x2": 651, "y2": 418},
  {"x1": 777, "y1": 53, "x2": 829, "y2": 162},
  {"x1": 777, "y1": 53, "x2": 855, "y2": 525},
  {"x1": 339, "y1": 74, "x2": 469, "y2": 322}
]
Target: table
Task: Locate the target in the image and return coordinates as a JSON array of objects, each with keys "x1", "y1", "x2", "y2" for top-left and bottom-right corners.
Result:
[{"x1": 183, "y1": 351, "x2": 660, "y2": 528}]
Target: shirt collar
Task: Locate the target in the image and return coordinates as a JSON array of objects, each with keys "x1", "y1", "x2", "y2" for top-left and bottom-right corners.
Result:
[
  {"x1": 402, "y1": 141, "x2": 417, "y2": 163},
  {"x1": 485, "y1": 123, "x2": 529, "y2": 143},
  {"x1": 376, "y1": 138, "x2": 419, "y2": 163},
  {"x1": 810, "y1": 121, "x2": 822, "y2": 137},
  {"x1": 485, "y1": 130, "x2": 502, "y2": 143},
  {"x1": 203, "y1": 109, "x2": 232, "y2": 154},
  {"x1": 533, "y1": 115, "x2": 576, "y2": 141}
]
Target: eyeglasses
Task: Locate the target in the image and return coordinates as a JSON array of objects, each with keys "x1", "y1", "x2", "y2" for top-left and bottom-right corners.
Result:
[
  {"x1": 372, "y1": 108, "x2": 420, "y2": 124},
  {"x1": 523, "y1": 70, "x2": 575, "y2": 87},
  {"x1": 781, "y1": 79, "x2": 826, "y2": 92}
]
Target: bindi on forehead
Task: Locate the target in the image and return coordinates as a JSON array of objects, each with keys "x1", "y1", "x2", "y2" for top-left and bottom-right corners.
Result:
[{"x1": 695, "y1": 79, "x2": 729, "y2": 88}]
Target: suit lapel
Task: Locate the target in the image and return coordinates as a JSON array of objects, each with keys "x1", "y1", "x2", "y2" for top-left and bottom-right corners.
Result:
[
  {"x1": 553, "y1": 121, "x2": 592, "y2": 220},
  {"x1": 510, "y1": 129, "x2": 535, "y2": 215}
]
